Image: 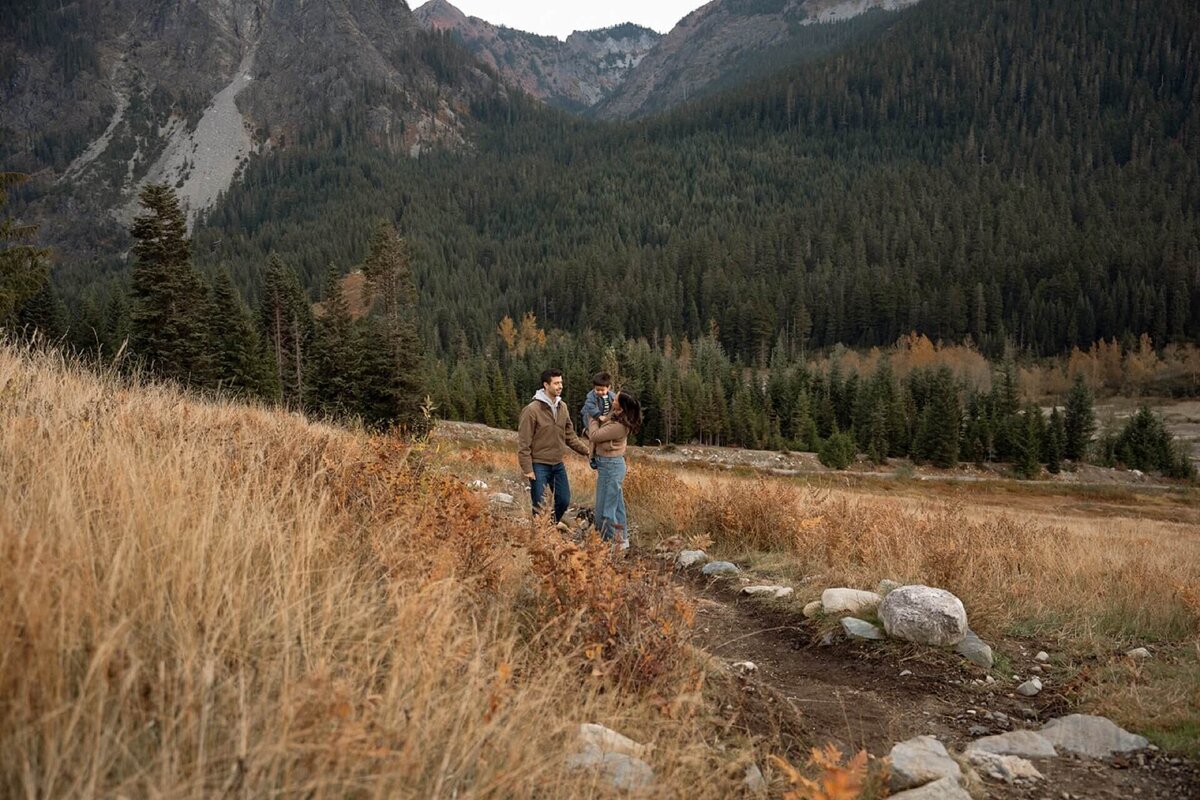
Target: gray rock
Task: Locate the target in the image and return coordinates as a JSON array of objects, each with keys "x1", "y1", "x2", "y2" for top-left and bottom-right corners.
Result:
[
  {"x1": 1016, "y1": 677, "x2": 1042, "y2": 697},
  {"x1": 566, "y1": 744, "x2": 655, "y2": 791},
  {"x1": 889, "y1": 776, "x2": 972, "y2": 799},
  {"x1": 732, "y1": 661, "x2": 758, "y2": 674},
  {"x1": 743, "y1": 762, "x2": 767, "y2": 795},
  {"x1": 675, "y1": 550, "x2": 708, "y2": 569},
  {"x1": 889, "y1": 735, "x2": 963, "y2": 791},
  {"x1": 968, "y1": 724, "x2": 990, "y2": 736},
  {"x1": 1034, "y1": 651, "x2": 1050, "y2": 663},
  {"x1": 568, "y1": 724, "x2": 655, "y2": 792},
  {"x1": 468, "y1": 479, "x2": 489, "y2": 490},
  {"x1": 966, "y1": 730, "x2": 1057, "y2": 758},
  {"x1": 701, "y1": 560, "x2": 739, "y2": 576},
  {"x1": 741, "y1": 585, "x2": 794, "y2": 599},
  {"x1": 821, "y1": 587, "x2": 883, "y2": 615},
  {"x1": 878, "y1": 585, "x2": 968, "y2": 647},
  {"x1": 1039, "y1": 714, "x2": 1150, "y2": 758},
  {"x1": 965, "y1": 750, "x2": 1044, "y2": 782},
  {"x1": 489, "y1": 492, "x2": 515, "y2": 505},
  {"x1": 1126, "y1": 647, "x2": 1152, "y2": 659},
  {"x1": 955, "y1": 629, "x2": 994, "y2": 669},
  {"x1": 841, "y1": 617, "x2": 886, "y2": 640},
  {"x1": 802, "y1": 600, "x2": 823, "y2": 618}
]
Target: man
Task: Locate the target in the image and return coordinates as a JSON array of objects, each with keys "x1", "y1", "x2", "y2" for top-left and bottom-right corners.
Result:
[{"x1": 517, "y1": 369, "x2": 590, "y2": 523}]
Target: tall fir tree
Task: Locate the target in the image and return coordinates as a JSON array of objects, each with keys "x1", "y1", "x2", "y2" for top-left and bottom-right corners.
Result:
[
  {"x1": 0, "y1": 173, "x2": 50, "y2": 325},
  {"x1": 310, "y1": 270, "x2": 361, "y2": 417},
  {"x1": 361, "y1": 222, "x2": 426, "y2": 429},
  {"x1": 210, "y1": 268, "x2": 272, "y2": 398},
  {"x1": 1063, "y1": 374, "x2": 1097, "y2": 462},
  {"x1": 129, "y1": 184, "x2": 213, "y2": 387},
  {"x1": 259, "y1": 254, "x2": 314, "y2": 408}
]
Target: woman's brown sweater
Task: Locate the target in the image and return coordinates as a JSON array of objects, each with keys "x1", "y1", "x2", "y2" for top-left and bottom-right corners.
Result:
[{"x1": 587, "y1": 417, "x2": 629, "y2": 457}]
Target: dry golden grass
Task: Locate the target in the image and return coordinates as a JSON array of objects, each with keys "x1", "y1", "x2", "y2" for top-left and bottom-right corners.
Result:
[{"x1": 0, "y1": 346, "x2": 767, "y2": 798}]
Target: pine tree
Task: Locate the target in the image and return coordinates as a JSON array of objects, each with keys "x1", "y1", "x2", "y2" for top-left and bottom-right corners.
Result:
[
  {"x1": 915, "y1": 367, "x2": 960, "y2": 468},
  {"x1": 210, "y1": 268, "x2": 271, "y2": 398},
  {"x1": 311, "y1": 270, "x2": 362, "y2": 416},
  {"x1": 0, "y1": 173, "x2": 50, "y2": 326},
  {"x1": 1012, "y1": 404, "x2": 1043, "y2": 480},
  {"x1": 1045, "y1": 407, "x2": 1065, "y2": 474},
  {"x1": 1063, "y1": 374, "x2": 1096, "y2": 462},
  {"x1": 361, "y1": 222, "x2": 426, "y2": 429},
  {"x1": 129, "y1": 184, "x2": 213, "y2": 387},
  {"x1": 260, "y1": 254, "x2": 313, "y2": 407}
]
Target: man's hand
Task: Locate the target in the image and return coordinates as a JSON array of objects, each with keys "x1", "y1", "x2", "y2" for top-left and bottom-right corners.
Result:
[{"x1": 524, "y1": 472, "x2": 535, "y2": 480}]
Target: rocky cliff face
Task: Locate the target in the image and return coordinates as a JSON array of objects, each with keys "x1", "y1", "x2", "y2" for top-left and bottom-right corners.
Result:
[
  {"x1": 595, "y1": 0, "x2": 922, "y2": 120},
  {"x1": 413, "y1": 0, "x2": 658, "y2": 113},
  {"x1": 1, "y1": 0, "x2": 502, "y2": 239}
]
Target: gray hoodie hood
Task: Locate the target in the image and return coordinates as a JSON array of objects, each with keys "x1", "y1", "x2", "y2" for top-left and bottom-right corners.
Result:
[{"x1": 533, "y1": 388, "x2": 561, "y2": 418}]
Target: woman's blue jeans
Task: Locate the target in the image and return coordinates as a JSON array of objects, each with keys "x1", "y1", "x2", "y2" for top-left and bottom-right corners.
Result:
[{"x1": 593, "y1": 456, "x2": 628, "y2": 542}]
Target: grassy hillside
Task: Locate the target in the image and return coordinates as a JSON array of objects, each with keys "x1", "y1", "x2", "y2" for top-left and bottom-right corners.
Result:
[{"x1": 0, "y1": 344, "x2": 767, "y2": 797}]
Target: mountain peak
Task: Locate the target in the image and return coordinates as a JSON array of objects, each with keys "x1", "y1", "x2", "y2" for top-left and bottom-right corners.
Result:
[{"x1": 413, "y1": 0, "x2": 468, "y2": 29}]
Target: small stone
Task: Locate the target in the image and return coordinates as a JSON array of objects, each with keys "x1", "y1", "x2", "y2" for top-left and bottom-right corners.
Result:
[
  {"x1": 900, "y1": 669, "x2": 913, "y2": 677},
  {"x1": 675, "y1": 550, "x2": 708, "y2": 569},
  {"x1": 489, "y1": 492, "x2": 515, "y2": 505},
  {"x1": 985, "y1": 675, "x2": 996, "y2": 684},
  {"x1": 879, "y1": 585, "x2": 968, "y2": 646},
  {"x1": 701, "y1": 561, "x2": 739, "y2": 576},
  {"x1": 1030, "y1": 665, "x2": 1043, "y2": 674},
  {"x1": 841, "y1": 617, "x2": 886, "y2": 640},
  {"x1": 803, "y1": 600, "x2": 823, "y2": 618},
  {"x1": 965, "y1": 750, "x2": 1044, "y2": 783},
  {"x1": 1126, "y1": 647, "x2": 1152, "y2": 659},
  {"x1": 741, "y1": 585, "x2": 794, "y2": 599},
  {"x1": 468, "y1": 479, "x2": 488, "y2": 490},
  {"x1": 819, "y1": 632, "x2": 835, "y2": 646},
  {"x1": 889, "y1": 735, "x2": 963, "y2": 791},
  {"x1": 1035, "y1": 651, "x2": 1050, "y2": 663},
  {"x1": 1039, "y1": 714, "x2": 1150, "y2": 758},
  {"x1": 732, "y1": 661, "x2": 758, "y2": 674},
  {"x1": 743, "y1": 762, "x2": 767, "y2": 795},
  {"x1": 969, "y1": 725, "x2": 990, "y2": 736},
  {"x1": 967, "y1": 730, "x2": 1058, "y2": 758},
  {"x1": 1017, "y1": 677, "x2": 1043, "y2": 697},
  {"x1": 821, "y1": 587, "x2": 883, "y2": 615},
  {"x1": 955, "y1": 629, "x2": 994, "y2": 669},
  {"x1": 888, "y1": 776, "x2": 972, "y2": 799}
]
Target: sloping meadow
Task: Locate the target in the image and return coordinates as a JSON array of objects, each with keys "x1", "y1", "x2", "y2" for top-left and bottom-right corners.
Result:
[{"x1": 0, "y1": 346, "x2": 762, "y2": 798}]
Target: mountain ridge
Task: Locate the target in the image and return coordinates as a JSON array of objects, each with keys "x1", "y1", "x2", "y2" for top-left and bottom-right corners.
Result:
[{"x1": 413, "y1": 0, "x2": 659, "y2": 113}]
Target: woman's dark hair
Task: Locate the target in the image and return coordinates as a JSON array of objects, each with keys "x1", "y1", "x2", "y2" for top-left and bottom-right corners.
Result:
[{"x1": 615, "y1": 391, "x2": 643, "y2": 435}]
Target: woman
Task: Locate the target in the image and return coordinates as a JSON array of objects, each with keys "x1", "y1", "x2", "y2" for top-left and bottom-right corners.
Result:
[{"x1": 587, "y1": 391, "x2": 643, "y2": 550}]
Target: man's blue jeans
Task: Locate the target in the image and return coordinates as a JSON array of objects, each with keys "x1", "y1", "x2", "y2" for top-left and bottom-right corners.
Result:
[
  {"x1": 530, "y1": 462, "x2": 571, "y2": 523},
  {"x1": 594, "y1": 456, "x2": 627, "y2": 543}
]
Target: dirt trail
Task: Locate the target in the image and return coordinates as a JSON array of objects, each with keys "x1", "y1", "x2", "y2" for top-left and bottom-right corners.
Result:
[{"x1": 675, "y1": 569, "x2": 1200, "y2": 799}]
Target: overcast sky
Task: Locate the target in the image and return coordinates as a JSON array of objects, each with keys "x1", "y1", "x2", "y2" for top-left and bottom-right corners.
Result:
[{"x1": 423, "y1": 1, "x2": 704, "y2": 40}]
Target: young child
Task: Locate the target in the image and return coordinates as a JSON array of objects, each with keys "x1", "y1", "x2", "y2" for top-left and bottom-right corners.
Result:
[{"x1": 579, "y1": 372, "x2": 617, "y2": 469}]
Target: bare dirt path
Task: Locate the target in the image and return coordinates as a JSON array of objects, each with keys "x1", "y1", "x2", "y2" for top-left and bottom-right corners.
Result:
[{"x1": 674, "y1": 568, "x2": 1200, "y2": 799}]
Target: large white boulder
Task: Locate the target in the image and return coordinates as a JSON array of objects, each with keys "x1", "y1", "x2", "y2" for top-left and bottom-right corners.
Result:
[
  {"x1": 889, "y1": 777, "x2": 972, "y2": 799},
  {"x1": 966, "y1": 729, "x2": 1057, "y2": 758},
  {"x1": 888, "y1": 735, "x2": 962, "y2": 791},
  {"x1": 879, "y1": 585, "x2": 968, "y2": 646},
  {"x1": 1039, "y1": 714, "x2": 1149, "y2": 758},
  {"x1": 821, "y1": 587, "x2": 882, "y2": 615}
]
